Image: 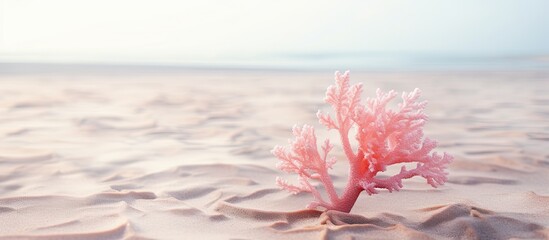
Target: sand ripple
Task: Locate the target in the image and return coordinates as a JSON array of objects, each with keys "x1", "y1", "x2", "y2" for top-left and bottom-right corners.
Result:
[{"x1": 0, "y1": 69, "x2": 548, "y2": 239}]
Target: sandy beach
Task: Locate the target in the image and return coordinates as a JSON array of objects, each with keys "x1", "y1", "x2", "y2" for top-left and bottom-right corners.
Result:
[{"x1": 0, "y1": 65, "x2": 548, "y2": 239}]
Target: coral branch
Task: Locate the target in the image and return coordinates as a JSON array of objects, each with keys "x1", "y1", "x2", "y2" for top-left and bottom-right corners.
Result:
[{"x1": 273, "y1": 71, "x2": 452, "y2": 212}]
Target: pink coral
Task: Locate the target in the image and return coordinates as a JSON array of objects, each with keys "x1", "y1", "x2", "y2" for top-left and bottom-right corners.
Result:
[{"x1": 272, "y1": 71, "x2": 452, "y2": 213}]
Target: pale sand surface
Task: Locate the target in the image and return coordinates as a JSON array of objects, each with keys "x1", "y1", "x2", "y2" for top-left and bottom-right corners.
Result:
[{"x1": 0, "y1": 67, "x2": 548, "y2": 239}]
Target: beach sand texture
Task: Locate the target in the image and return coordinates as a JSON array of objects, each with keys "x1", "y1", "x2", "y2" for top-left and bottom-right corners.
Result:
[{"x1": 0, "y1": 68, "x2": 548, "y2": 239}]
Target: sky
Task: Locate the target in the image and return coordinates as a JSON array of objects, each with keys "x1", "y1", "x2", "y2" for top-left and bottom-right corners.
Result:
[{"x1": 1, "y1": 0, "x2": 549, "y2": 68}]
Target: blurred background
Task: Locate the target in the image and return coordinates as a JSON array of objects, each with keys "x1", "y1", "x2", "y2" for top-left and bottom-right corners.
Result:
[{"x1": 1, "y1": 0, "x2": 549, "y2": 70}]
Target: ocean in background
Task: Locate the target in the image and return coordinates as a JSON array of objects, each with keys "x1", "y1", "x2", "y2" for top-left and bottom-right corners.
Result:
[{"x1": 0, "y1": 52, "x2": 549, "y2": 73}]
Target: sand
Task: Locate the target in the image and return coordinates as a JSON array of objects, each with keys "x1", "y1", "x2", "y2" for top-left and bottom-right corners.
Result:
[{"x1": 0, "y1": 66, "x2": 548, "y2": 239}]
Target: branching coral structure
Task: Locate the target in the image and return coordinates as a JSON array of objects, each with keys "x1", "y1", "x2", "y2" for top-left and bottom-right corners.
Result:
[{"x1": 272, "y1": 71, "x2": 453, "y2": 213}]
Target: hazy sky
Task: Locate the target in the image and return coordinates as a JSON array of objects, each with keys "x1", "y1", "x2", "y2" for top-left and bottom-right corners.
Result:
[{"x1": 1, "y1": 0, "x2": 549, "y2": 65}]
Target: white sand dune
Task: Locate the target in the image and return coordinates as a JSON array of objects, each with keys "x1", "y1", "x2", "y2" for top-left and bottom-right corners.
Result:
[{"x1": 0, "y1": 67, "x2": 548, "y2": 239}]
